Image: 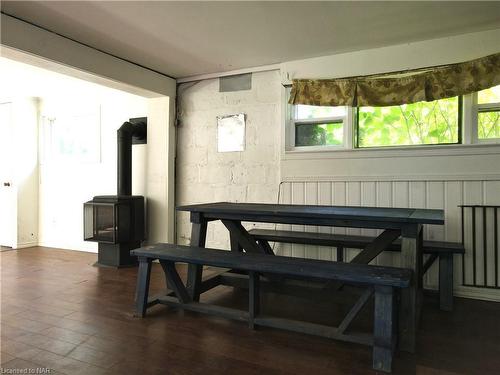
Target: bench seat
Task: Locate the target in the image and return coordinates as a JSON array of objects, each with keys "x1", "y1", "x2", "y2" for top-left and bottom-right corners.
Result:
[
  {"x1": 248, "y1": 229, "x2": 464, "y2": 254},
  {"x1": 132, "y1": 243, "x2": 412, "y2": 373},
  {"x1": 134, "y1": 244, "x2": 411, "y2": 287},
  {"x1": 248, "y1": 228, "x2": 464, "y2": 311}
]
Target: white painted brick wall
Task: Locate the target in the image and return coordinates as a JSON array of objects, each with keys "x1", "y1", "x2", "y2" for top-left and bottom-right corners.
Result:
[{"x1": 176, "y1": 70, "x2": 281, "y2": 249}]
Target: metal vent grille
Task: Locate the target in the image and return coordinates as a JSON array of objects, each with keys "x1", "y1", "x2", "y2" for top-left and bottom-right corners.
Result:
[{"x1": 219, "y1": 73, "x2": 252, "y2": 92}]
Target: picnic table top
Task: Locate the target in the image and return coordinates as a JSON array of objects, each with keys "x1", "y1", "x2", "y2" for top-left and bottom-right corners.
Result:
[{"x1": 177, "y1": 202, "x2": 444, "y2": 225}]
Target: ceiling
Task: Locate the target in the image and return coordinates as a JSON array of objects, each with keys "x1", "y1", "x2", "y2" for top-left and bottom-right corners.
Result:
[{"x1": 2, "y1": 1, "x2": 500, "y2": 79}]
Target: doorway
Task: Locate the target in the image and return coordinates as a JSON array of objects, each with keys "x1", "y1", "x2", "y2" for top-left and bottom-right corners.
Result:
[{"x1": 0, "y1": 102, "x2": 14, "y2": 248}]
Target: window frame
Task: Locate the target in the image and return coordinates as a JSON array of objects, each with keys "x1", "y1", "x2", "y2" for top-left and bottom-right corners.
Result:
[
  {"x1": 285, "y1": 87, "x2": 500, "y2": 154},
  {"x1": 39, "y1": 106, "x2": 102, "y2": 165},
  {"x1": 294, "y1": 118, "x2": 343, "y2": 148},
  {"x1": 470, "y1": 91, "x2": 500, "y2": 144},
  {"x1": 285, "y1": 89, "x2": 354, "y2": 151}
]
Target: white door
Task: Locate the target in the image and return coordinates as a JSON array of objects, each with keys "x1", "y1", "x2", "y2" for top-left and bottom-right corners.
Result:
[{"x1": 0, "y1": 102, "x2": 14, "y2": 247}]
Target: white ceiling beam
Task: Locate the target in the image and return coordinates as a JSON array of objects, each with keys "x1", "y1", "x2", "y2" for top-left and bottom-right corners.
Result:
[{"x1": 0, "y1": 13, "x2": 176, "y2": 98}]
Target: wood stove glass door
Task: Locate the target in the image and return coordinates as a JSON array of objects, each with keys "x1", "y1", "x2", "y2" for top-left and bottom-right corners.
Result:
[{"x1": 94, "y1": 204, "x2": 116, "y2": 243}]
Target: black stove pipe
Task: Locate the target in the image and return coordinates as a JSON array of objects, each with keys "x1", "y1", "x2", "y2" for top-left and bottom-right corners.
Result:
[
  {"x1": 117, "y1": 119, "x2": 147, "y2": 196},
  {"x1": 117, "y1": 121, "x2": 134, "y2": 196}
]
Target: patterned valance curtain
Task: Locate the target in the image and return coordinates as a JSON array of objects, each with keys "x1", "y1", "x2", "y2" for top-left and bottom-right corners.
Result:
[{"x1": 289, "y1": 52, "x2": 500, "y2": 107}]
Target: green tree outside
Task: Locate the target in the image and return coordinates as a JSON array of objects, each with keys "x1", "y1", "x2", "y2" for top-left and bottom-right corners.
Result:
[{"x1": 358, "y1": 97, "x2": 459, "y2": 147}]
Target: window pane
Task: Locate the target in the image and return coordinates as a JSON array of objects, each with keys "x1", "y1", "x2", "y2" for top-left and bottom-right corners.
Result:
[
  {"x1": 478, "y1": 85, "x2": 500, "y2": 104},
  {"x1": 478, "y1": 110, "x2": 500, "y2": 139},
  {"x1": 295, "y1": 122, "x2": 343, "y2": 147},
  {"x1": 357, "y1": 97, "x2": 459, "y2": 147},
  {"x1": 296, "y1": 105, "x2": 346, "y2": 120}
]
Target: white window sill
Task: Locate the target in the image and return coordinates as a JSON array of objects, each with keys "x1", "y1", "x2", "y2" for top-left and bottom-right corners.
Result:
[{"x1": 283, "y1": 142, "x2": 500, "y2": 160}]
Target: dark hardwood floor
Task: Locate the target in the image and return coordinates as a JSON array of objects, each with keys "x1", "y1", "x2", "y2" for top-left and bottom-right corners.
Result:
[{"x1": 1, "y1": 247, "x2": 499, "y2": 375}]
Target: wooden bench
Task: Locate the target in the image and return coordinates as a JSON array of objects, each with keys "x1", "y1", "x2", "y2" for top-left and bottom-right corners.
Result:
[
  {"x1": 132, "y1": 243, "x2": 412, "y2": 373},
  {"x1": 248, "y1": 229, "x2": 464, "y2": 311}
]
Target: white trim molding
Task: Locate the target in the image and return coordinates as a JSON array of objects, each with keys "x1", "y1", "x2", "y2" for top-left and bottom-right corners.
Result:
[
  {"x1": 455, "y1": 287, "x2": 500, "y2": 303},
  {"x1": 281, "y1": 174, "x2": 500, "y2": 182},
  {"x1": 13, "y1": 241, "x2": 38, "y2": 249}
]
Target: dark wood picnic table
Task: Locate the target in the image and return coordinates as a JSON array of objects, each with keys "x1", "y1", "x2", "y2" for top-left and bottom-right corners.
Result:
[{"x1": 177, "y1": 202, "x2": 445, "y2": 353}]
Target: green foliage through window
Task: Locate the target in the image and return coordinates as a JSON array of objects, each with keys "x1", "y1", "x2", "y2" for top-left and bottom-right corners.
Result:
[
  {"x1": 295, "y1": 122, "x2": 343, "y2": 147},
  {"x1": 478, "y1": 110, "x2": 500, "y2": 139},
  {"x1": 357, "y1": 97, "x2": 459, "y2": 147}
]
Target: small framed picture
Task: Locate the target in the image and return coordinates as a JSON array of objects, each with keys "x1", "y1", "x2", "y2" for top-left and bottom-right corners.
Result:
[{"x1": 217, "y1": 113, "x2": 245, "y2": 152}]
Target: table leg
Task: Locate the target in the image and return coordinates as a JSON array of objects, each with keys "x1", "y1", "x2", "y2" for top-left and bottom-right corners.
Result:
[
  {"x1": 222, "y1": 220, "x2": 265, "y2": 254},
  {"x1": 230, "y1": 232, "x2": 243, "y2": 253},
  {"x1": 187, "y1": 221, "x2": 207, "y2": 301},
  {"x1": 399, "y1": 224, "x2": 422, "y2": 353},
  {"x1": 349, "y1": 229, "x2": 401, "y2": 264},
  {"x1": 248, "y1": 271, "x2": 260, "y2": 329},
  {"x1": 326, "y1": 229, "x2": 401, "y2": 290}
]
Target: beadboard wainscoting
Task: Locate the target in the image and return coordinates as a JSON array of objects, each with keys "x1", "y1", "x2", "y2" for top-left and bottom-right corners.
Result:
[{"x1": 275, "y1": 178, "x2": 500, "y2": 302}]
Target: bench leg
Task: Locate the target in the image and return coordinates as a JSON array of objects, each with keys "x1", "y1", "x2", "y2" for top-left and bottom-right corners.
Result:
[
  {"x1": 336, "y1": 246, "x2": 344, "y2": 262},
  {"x1": 373, "y1": 285, "x2": 396, "y2": 373},
  {"x1": 249, "y1": 271, "x2": 260, "y2": 329},
  {"x1": 135, "y1": 257, "x2": 152, "y2": 318},
  {"x1": 187, "y1": 221, "x2": 207, "y2": 301},
  {"x1": 160, "y1": 260, "x2": 192, "y2": 304},
  {"x1": 439, "y1": 254, "x2": 454, "y2": 312},
  {"x1": 417, "y1": 228, "x2": 424, "y2": 289}
]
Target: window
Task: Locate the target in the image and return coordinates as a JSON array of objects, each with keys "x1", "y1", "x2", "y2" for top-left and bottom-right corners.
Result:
[
  {"x1": 357, "y1": 97, "x2": 460, "y2": 148},
  {"x1": 40, "y1": 108, "x2": 101, "y2": 163},
  {"x1": 476, "y1": 85, "x2": 500, "y2": 141},
  {"x1": 289, "y1": 103, "x2": 349, "y2": 149},
  {"x1": 286, "y1": 86, "x2": 499, "y2": 152}
]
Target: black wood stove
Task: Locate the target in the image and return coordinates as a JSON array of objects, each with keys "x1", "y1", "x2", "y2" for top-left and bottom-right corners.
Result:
[{"x1": 84, "y1": 118, "x2": 147, "y2": 267}]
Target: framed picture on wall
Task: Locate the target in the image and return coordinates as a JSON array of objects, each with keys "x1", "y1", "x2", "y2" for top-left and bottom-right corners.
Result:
[{"x1": 217, "y1": 113, "x2": 245, "y2": 152}]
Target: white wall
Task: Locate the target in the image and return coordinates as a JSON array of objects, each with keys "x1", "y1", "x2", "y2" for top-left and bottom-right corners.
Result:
[
  {"x1": 146, "y1": 97, "x2": 176, "y2": 244},
  {"x1": 176, "y1": 71, "x2": 282, "y2": 249},
  {"x1": 176, "y1": 29, "x2": 500, "y2": 301},
  {"x1": 281, "y1": 28, "x2": 500, "y2": 82},
  {"x1": 38, "y1": 91, "x2": 148, "y2": 252},
  {"x1": 37, "y1": 89, "x2": 174, "y2": 252}
]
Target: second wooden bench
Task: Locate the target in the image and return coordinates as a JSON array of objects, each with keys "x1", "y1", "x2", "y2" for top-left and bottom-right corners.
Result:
[{"x1": 248, "y1": 228, "x2": 464, "y2": 311}]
